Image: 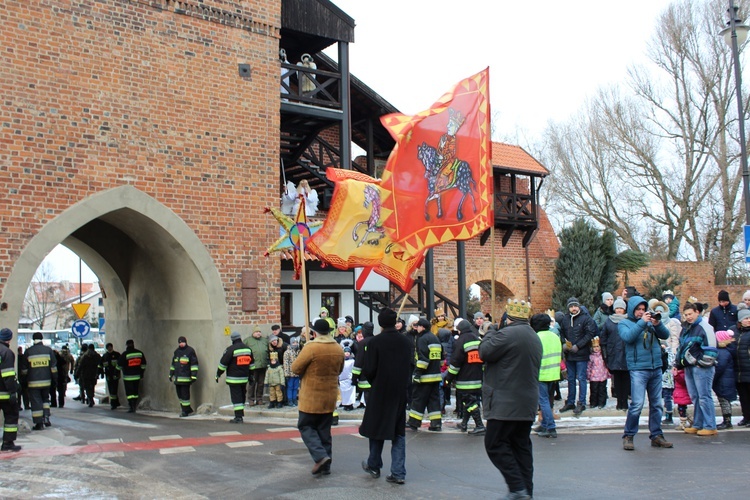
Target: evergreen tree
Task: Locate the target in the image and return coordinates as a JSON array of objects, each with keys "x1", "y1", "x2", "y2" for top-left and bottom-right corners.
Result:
[
  {"x1": 552, "y1": 219, "x2": 617, "y2": 312},
  {"x1": 641, "y1": 269, "x2": 684, "y2": 301}
]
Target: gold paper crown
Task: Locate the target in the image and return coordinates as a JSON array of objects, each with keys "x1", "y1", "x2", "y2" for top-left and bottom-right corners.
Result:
[
  {"x1": 545, "y1": 309, "x2": 555, "y2": 319},
  {"x1": 591, "y1": 336, "x2": 600, "y2": 348},
  {"x1": 688, "y1": 296, "x2": 698, "y2": 304},
  {"x1": 662, "y1": 290, "x2": 674, "y2": 296},
  {"x1": 506, "y1": 299, "x2": 532, "y2": 319}
]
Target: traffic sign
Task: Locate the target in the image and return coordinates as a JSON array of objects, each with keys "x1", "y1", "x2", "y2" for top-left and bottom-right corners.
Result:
[
  {"x1": 71, "y1": 319, "x2": 91, "y2": 338},
  {"x1": 745, "y1": 225, "x2": 750, "y2": 263},
  {"x1": 72, "y1": 303, "x2": 90, "y2": 319}
]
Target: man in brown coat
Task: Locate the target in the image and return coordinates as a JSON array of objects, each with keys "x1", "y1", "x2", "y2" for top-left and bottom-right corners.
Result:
[{"x1": 292, "y1": 318, "x2": 344, "y2": 476}]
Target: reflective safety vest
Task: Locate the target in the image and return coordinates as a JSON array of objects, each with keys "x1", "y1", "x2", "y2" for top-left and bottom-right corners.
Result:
[
  {"x1": 217, "y1": 340, "x2": 252, "y2": 384},
  {"x1": 537, "y1": 330, "x2": 562, "y2": 382},
  {"x1": 414, "y1": 331, "x2": 443, "y2": 383}
]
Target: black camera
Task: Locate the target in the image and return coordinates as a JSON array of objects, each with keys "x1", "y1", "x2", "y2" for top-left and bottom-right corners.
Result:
[{"x1": 647, "y1": 309, "x2": 662, "y2": 321}]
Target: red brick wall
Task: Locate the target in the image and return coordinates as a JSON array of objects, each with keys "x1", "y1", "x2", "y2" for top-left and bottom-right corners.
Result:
[
  {"x1": 620, "y1": 260, "x2": 748, "y2": 306},
  {"x1": 0, "y1": 0, "x2": 282, "y2": 323}
]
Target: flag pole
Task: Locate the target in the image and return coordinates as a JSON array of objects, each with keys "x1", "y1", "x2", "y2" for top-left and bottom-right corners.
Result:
[
  {"x1": 490, "y1": 224, "x2": 496, "y2": 324},
  {"x1": 396, "y1": 287, "x2": 410, "y2": 317},
  {"x1": 300, "y1": 235, "x2": 311, "y2": 343}
]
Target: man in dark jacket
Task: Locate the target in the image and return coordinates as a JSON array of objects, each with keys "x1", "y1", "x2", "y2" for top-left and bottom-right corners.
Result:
[
  {"x1": 216, "y1": 332, "x2": 252, "y2": 423},
  {"x1": 559, "y1": 297, "x2": 598, "y2": 415},
  {"x1": 618, "y1": 296, "x2": 673, "y2": 450},
  {"x1": 599, "y1": 298, "x2": 630, "y2": 410},
  {"x1": 351, "y1": 321, "x2": 375, "y2": 407},
  {"x1": 79, "y1": 343, "x2": 102, "y2": 407},
  {"x1": 170, "y1": 336, "x2": 199, "y2": 417},
  {"x1": 407, "y1": 318, "x2": 443, "y2": 431},
  {"x1": 0, "y1": 328, "x2": 21, "y2": 451},
  {"x1": 24, "y1": 331, "x2": 57, "y2": 430},
  {"x1": 479, "y1": 300, "x2": 542, "y2": 500},
  {"x1": 117, "y1": 339, "x2": 147, "y2": 413},
  {"x1": 709, "y1": 290, "x2": 738, "y2": 332},
  {"x1": 101, "y1": 343, "x2": 121, "y2": 409},
  {"x1": 360, "y1": 308, "x2": 412, "y2": 485},
  {"x1": 446, "y1": 319, "x2": 485, "y2": 435}
]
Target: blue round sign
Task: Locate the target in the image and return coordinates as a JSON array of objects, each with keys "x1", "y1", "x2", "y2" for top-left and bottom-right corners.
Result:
[{"x1": 71, "y1": 319, "x2": 91, "y2": 338}]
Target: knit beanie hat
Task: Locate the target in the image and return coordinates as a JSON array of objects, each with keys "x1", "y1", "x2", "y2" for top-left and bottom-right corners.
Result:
[
  {"x1": 453, "y1": 318, "x2": 463, "y2": 330},
  {"x1": 739, "y1": 309, "x2": 750, "y2": 322},
  {"x1": 474, "y1": 311, "x2": 484, "y2": 320},
  {"x1": 744, "y1": 290, "x2": 750, "y2": 301},
  {"x1": 407, "y1": 314, "x2": 419, "y2": 328},
  {"x1": 718, "y1": 290, "x2": 730, "y2": 302},
  {"x1": 566, "y1": 297, "x2": 580, "y2": 308},
  {"x1": 715, "y1": 330, "x2": 733, "y2": 343},
  {"x1": 613, "y1": 298, "x2": 627, "y2": 311},
  {"x1": 178, "y1": 336, "x2": 187, "y2": 344},
  {"x1": 602, "y1": 292, "x2": 614, "y2": 302},
  {"x1": 378, "y1": 308, "x2": 398, "y2": 328},
  {"x1": 416, "y1": 318, "x2": 431, "y2": 329},
  {"x1": 0, "y1": 328, "x2": 12, "y2": 342},
  {"x1": 529, "y1": 313, "x2": 551, "y2": 332},
  {"x1": 230, "y1": 332, "x2": 241, "y2": 341}
]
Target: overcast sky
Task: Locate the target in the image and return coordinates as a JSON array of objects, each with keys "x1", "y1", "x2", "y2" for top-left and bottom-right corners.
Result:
[
  {"x1": 329, "y1": 0, "x2": 676, "y2": 142},
  {"x1": 43, "y1": 0, "x2": 684, "y2": 282}
]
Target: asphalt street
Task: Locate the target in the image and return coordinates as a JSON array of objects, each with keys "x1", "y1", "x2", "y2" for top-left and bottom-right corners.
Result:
[{"x1": 1, "y1": 396, "x2": 749, "y2": 500}]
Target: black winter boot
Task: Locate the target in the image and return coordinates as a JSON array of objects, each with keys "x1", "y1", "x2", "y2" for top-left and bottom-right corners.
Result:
[
  {"x1": 455, "y1": 413, "x2": 470, "y2": 432},
  {"x1": 717, "y1": 414, "x2": 733, "y2": 430},
  {"x1": 662, "y1": 412, "x2": 673, "y2": 425},
  {"x1": 468, "y1": 412, "x2": 486, "y2": 435}
]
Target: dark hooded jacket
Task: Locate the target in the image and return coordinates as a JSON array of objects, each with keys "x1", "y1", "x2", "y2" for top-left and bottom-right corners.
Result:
[
  {"x1": 618, "y1": 296, "x2": 669, "y2": 371},
  {"x1": 445, "y1": 320, "x2": 483, "y2": 391},
  {"x1": 709, "y1": 302, "x2": 738, "y2": 332},
  {"x1": 600, "y1": 313, "x2": 629, "y2": 371},
  {"x1": 560, "y1": 307, "x2": 598, "y2": 362}
]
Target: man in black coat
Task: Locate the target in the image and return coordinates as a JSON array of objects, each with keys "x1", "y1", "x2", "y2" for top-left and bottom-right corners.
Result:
[
  {"x1": 359, "y1": 308, "x2": 412, "y2": 485},
  {"x1": 559, "y1": 297, "x2": 598, "y2": 415},
  {"x1": 79, "y1": 343, "x2": 103, "y2": 407}
]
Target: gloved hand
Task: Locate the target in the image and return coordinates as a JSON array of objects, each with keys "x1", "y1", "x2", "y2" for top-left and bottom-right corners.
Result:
[{"x1": 570, "y1": 345, "x2": 579, "y2": 354}]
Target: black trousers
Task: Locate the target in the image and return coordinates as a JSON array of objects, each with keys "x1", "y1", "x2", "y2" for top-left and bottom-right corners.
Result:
[
  {"x1": 737, "y1": 382, "x2": 750, "y2": 419},
  {"x1": 175, "y1": 384, "x2": 192, "y2": 410},
  {"x1": 484, "y1": 420, "x2": 534, "y2": 496},
  {"x1": 123, "y1": 379, "x2": 141, "y2": 408},
  {"x1": 229, "y1": 384, "x2": 246, "y2": 417},
  {"x1": 611, "y1": 370, "x2": 630, "y2": 409},
  {"x1": 408, "y1": 382, "x2": 441, "y2": 428},
  {"x1": 589, "y1": 380, "x2": 608, "y2": 407},
  {"x1": 52, "y1": 378, "x2": 67, "y2": 407},
  {"x1": 29, "y1": 387, "x2": 50, "y2": 424},
  {"x1": 106, "y1": 376, "x2": 120, "y2": 407},
  {"x1": 297, "y1": 411, "x2": 333, "y2": 463},
  {"x1": 82, "y1": 376, "x2": 97, "y2": 404},
  {"x1": 0, "y1": 400, "x2": 18, "y2": 443}
]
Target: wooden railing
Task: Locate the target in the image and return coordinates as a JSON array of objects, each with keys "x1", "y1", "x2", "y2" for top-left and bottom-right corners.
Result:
[{"x1": 280, "y1": 62, "x2": 341, "y2": 108}]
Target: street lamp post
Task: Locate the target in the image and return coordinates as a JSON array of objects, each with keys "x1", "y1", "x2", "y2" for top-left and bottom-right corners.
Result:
[{"x1": 720, "y1": 1, "x2": 750, "y2": 227}]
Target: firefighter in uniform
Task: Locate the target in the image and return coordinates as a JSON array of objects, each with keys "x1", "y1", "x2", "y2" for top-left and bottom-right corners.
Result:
[
  {"x1": 117, "y1": 339, "x2": 147, "y2": 413},
  {"x1": 0, "y1": 328, "x2": 21, "y2": 451},
  {"x1": 170, "y1": 336, "x2": 199, "y2": 417},
  {"x1": 101, "y1": 343, "x2": 121, "y2": 409},
  {"x1": 445, "y1": 319, "x2": 486, "y2": 435},
  {"x1": 407, "y1": 318, "x2": 444, "y2": 431},
  {"x1": 216, "y1": 332, "x2": 252, "y2": 423},
  {"x1": 351, "y1": 321, "x2": 375, "y2": 408},
  {"x1": 23, "y1": 331, "x2": 57, "y2": 430}
]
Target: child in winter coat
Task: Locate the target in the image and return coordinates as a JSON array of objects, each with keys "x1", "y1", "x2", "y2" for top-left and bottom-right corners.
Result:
[
  {"x1": 714, "y1": 330, "x2": 737, "y2": 429},
  {"x1": 587, "y1": 337, "x2": 610, "y2": 409},
  {"x1": 264, "y1": 352, "x2": 285, "y2": 409},
  {"x1": 283, "y1": 336, "x2": 301, "y2": 406},
  {"x1": 661, "y1": 317, "x2": 682, "y2": 424},
  {"x1": 338, "y1": 344, "x2": 356, "y2": 411},
  {"x1": 673, "y1": 367, "x2": 693, "y2": 430}
]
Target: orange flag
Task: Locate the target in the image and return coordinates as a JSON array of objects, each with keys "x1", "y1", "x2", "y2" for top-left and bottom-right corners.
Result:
[
  {"x1": 306, "y1": 169, "x2": 424, "y2": 291},
  {"x1": 380, "y1": 68, "x2": 493, "y2": 258}
]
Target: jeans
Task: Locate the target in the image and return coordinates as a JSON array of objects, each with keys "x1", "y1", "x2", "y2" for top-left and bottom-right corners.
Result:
[
  {"x1": 538, "y1": 382, "x2": 555, "y2": 430},
  {"x1": 565, "y1": 360, "x2": 588, "y2": 405},
  {"x1": 662, "y1": 388, "x2": 674, "y2": 414},
  {"x1": 685, "y1": 365, "x2": 716, "y2": 430},
  {"x1": 286, "y1": 376, "x2": 300, "y2": 402},
  {"x1": 624, "y1": 368, "x2": 664, "y2": 439},
  {"x1": 367, "y1": 434, "x2": 406, "y2": 480}
]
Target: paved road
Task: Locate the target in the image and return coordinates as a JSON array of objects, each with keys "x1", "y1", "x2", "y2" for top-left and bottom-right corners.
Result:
[{"x1": 1, "y1": 400, "x2": 749, "y2": 499}]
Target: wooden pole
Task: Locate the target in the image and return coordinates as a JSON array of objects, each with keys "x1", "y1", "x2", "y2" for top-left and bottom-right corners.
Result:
[
  {"x1": 300, "y1": 233, "x2": 311, "y2": 343},
  {"x1": 396, "y1": 289, "x2": 410, "y2": 317},
  {"x1": 490, "y1": 224, "x2": 496, "y2": 324}
]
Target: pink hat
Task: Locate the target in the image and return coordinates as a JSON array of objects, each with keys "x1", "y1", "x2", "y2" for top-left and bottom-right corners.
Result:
[{"x1": 716, "y1": 330, "x2": 734, "y2": 343}]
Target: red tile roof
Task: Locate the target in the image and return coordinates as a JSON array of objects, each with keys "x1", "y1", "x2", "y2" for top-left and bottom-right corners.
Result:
[{"x1": 491, "y1": 142, "x2": 549, "y2": 176}]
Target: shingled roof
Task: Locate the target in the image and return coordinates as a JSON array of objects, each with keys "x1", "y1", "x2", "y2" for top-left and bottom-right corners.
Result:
[{"x1": 491, "y1": 142, "x2": 549, "y2": 177}]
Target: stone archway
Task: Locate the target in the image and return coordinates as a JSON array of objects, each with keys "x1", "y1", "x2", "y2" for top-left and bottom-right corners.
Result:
[
  {"x1": 0, "y1": 185, "x2": 228, "y2": 411},
  {"x1": 472, "y1": 279, "x2": 515, "y2": 321}
]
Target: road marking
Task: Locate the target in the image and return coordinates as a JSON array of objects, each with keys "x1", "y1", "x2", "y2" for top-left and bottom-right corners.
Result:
[
  {"x1": 88, "y1": 438, "x2": 122, "y2": 444},
  {"x1": 0, "y1": 426, "x2": 358, "y2": 460},
  {"x1": 267, "y1": 427, "x2": 297, "y2": 432},
  {"x1": 289, "y1": 437, "x2": 304, "y2": 443},
  {"x1": 159, "y1": 446, "x2": 195, "y2": 454},
  {"x1": 209, "y1": 431, "x2": 242, "y2": 436},
  {"x1": 351, "y1": 433, "x2": 366, "y2": 438},
  {"x1": 149, "y1": 435, "x2": 182, "y2": 441},
  {"x1": 225, "y1": 440, "x2": 262, "y2": 448}
]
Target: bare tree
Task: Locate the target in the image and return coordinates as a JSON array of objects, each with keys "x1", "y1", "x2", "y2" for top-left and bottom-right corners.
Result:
[
  {"x1": 23, "y1": 262, "x2": 64, "y2": 329},
  {"x1": 543, "y1": 0, "x2": 749, "y2": 284}
]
